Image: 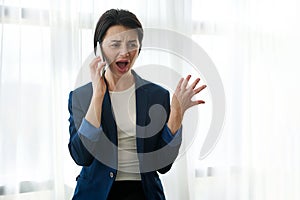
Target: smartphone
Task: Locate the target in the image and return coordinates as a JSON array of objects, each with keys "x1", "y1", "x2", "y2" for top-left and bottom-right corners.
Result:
[{"x1": 96, "y1": 41, "x2": 108, "y2": 77}]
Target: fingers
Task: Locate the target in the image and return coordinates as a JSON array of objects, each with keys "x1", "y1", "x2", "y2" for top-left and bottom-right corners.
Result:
[
  {"x1": 190, "y1": 78, "x2": 200, "y2": 89},
  {"x1": 191, "y1": 84, "x2": 206, "y2": 107},
  {"x1": 181, "y1": 75, "x2": 191, "y2": 90},
  {"x1": 90, "y1": 56, "x2": 106, "y2": 77},
  {"x1": 90, "y1": 56, "x2": 102, "y2": 69},
  {"x1": 176, "y1": 78, "x2": 184, "y2": 92},
  {"x1": 180, "y1": 75, "x2": 201, "y2": 90},
  {"x1": 194, "y1": 85, "x2": 207, "y2": 94},
  {"x1": 191, "y1": 100, "x2": 205, "y2": 107},
  {"x1": 177, "y1": 75, "x2": 207, "y2": 96},
  {"x1": 173, "y1": 75, "x2": 207, "y2": 115}
]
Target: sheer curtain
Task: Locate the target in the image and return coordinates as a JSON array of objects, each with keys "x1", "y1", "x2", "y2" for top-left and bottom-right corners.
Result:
[
  {"x1": 3, "y1": 0, "x2": 299, "y2": 199},
  {"x1": 0, "y1": 0, "x2": 193, "y2": 199},
  {"x1": 189, "y1": 0, "x2": 300, "y2": 199},
  {"x1": 0, "y1": 0, "x2": 88, "y2": 198}
]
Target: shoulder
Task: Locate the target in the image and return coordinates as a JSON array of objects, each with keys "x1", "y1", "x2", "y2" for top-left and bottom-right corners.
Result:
[
  {"x1": 69, "y1": 82, "x2": 93, "y2": 104},
  {"x1": 143, "y1": 81, "x2": 169, "y2": 96},
  {"x1": 73, "y1": 82, "x2": 92, "y2": 95},
  {"x1": 133, "y1": 70, "x2": 169, "y2": 96}
]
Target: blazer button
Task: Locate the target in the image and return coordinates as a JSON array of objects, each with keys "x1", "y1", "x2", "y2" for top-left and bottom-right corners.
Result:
[{"x1": 110, "y1": 172, "x2": 114, "y2": 178}]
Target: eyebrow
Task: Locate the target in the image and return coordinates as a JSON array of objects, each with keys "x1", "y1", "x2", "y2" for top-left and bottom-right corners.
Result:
[
  {"x1": 109, "y1": 39, "x2": 137, "y2": 43},
  {"x1": 110, "y1": 40, "x2": 121, "y2": 43}
]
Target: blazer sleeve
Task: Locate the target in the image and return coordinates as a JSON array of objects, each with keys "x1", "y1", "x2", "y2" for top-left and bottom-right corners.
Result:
[{"x1": 68, "y1": 91, "x2": 95, "y2": 166}]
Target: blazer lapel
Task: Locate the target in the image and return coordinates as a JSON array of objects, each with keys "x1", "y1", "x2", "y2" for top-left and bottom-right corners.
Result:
[
  {"x1": 101, "y1": 89, "x2": 118, "y2": 145},
  {"x1": 134, "y1": 71, "x2": 148, "y2": 154}
]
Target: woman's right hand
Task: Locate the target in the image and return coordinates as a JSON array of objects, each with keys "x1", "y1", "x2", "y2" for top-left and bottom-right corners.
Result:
[
  {"x1": 89, "y1": 56, "x2": 107, "y2": 99},
  {"x1": 85, "y1": 56, "x2": 107, "y2": 128}
]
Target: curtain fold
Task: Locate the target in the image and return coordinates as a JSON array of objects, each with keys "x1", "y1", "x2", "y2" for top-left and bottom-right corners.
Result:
[
  {"x1": 190, "y1": 0, "x2": 300, "y2": 199},
  {"x1": 0, "y1": 0, "x2": 84, "y2": 198},
  {"x1": 3, "y1": 0, "x2": 298, "y2": 199},
  {"x1": 1, "y1": 0, "x2": 193, "y2": 199}
]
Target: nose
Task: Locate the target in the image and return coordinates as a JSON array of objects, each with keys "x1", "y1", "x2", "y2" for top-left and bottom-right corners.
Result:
[{"x1": 119, "y1": 45, "x2": 129, "y2": 56}]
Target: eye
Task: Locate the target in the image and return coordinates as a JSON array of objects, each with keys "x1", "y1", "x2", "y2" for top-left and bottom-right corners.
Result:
[
  {"x1": 128, "y1": 43, "x2": 138, "y2": 49},
  {"x1": 111, "y1": 43, "x2": 120, "y2": 48}
]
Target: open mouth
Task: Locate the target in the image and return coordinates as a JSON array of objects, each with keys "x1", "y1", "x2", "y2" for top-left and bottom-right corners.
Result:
[
  {"x1": 115, "y1": 61, "x2": 130, "y2": 72},
  {"x1": 116, "y1": 61, "x2": 129, "y2": 68}
]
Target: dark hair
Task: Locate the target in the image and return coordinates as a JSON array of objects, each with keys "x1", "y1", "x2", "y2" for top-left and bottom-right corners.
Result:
[{"x1": 94, "y1": 9, "x2": 143, "y2": 55}]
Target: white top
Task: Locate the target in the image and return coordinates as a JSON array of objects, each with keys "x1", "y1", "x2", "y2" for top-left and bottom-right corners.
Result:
[{"x1": 109, "y1": 84, "x2": 141, "y2": 181}]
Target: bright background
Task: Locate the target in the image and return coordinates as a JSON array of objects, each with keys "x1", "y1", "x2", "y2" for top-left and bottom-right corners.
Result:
[{"x1": 0, "y1": 0, "x2": 300, "y2": 199}]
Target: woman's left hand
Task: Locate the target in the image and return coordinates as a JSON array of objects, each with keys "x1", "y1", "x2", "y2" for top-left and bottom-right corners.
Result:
[{"x1": 168, "y1": 75, "x2": 206, "y2": 134}]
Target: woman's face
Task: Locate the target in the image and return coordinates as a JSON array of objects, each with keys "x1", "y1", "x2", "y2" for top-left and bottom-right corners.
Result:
[{"x1": 102, "y1": 25, "x2": 140, "y2": 76}]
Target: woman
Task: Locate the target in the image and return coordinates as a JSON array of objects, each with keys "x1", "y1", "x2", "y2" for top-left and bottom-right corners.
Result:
[{"x1": 68, "y1": 9, "x2": 206, "y2": 200}]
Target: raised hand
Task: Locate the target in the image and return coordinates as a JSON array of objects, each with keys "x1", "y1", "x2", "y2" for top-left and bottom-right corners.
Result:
[
  {"x1": 85, "y1": 56, "x2": 107, "y2": 128},
  {"x1": 89, "y1": 56, "x2": 107, "y2": 99},
  {"x1": 168, "y1": 75, "x2": 207, "y2": 134}
]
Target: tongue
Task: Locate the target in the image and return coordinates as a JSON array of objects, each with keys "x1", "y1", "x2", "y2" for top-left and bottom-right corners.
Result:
[{"x1": 117, "y1": 62, "x2": 127, "y2": 68}]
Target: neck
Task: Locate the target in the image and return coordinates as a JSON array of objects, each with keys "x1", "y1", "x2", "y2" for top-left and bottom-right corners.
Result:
[{"x1": 105, "y1": 69, "x2": 135, "y2": 91}]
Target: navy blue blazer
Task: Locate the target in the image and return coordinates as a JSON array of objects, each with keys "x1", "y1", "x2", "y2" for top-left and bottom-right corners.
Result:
[{"x1": 68, "y1": 71, "x2": 182, "y2": 200}]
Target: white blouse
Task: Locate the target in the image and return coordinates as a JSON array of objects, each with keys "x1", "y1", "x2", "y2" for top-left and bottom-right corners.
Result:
[{"x1": 109, "y1": 84, "x2": 141, "y2": 181}]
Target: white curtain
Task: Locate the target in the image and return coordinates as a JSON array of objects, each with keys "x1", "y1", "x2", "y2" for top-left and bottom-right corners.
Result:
[
  {"x1": 0, "y1": 0, "x2": 87, "y2": 198},
  {"x1": 0, "y1": 0, "x2": 192, "y2": 199},
  {"x1": 189, "y1": 0, "x2": 300, "y2": 200},
  {"x1": 2, "y1": 0, "x2": 299, "y2": 199}
]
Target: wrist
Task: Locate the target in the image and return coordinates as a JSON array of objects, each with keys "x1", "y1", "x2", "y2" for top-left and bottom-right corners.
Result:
[
  {"x1": 167, "y1": 109, "x2": 183, "y2": 134},
  {"x1": 92, "y1": 93, "x2": 104, "y2": 103},
  {"x1": 84, "y1": 96, "x2": 103, "y2": 128}
]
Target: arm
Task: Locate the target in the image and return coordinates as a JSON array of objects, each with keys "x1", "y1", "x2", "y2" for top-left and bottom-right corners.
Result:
[
  {"x1": 68, "y1": 56, "x2": 107, "y2": 166},
  {"x1": 68, "y1": 91, "x2": 94, "y2": 166},
  {"x1": 157, "y1": 75, "x2": 207, "y2": 173},
  {"x1": 85, "y1": 56, "x2": 106, "y2": 128},
  {"x1": 156, "y1": 91, "x2": 182, "y2": 174}
]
